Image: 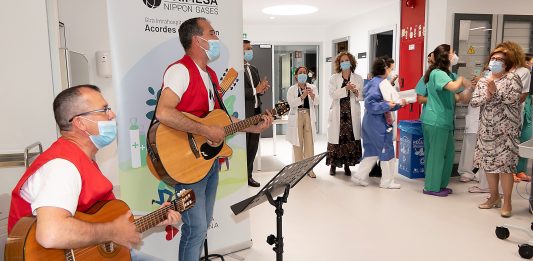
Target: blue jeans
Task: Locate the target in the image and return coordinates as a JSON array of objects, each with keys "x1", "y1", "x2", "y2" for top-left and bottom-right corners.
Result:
[{"x1": 174, "y1": 161, "x2": 219, "y2": 261}]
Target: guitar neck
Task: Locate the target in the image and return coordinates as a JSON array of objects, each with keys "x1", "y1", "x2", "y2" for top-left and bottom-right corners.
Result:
[
  {"x1": 134, "y1": 204, "x2": 174, "y2": 233},
  {"x1": 223, "y1": 108, "x2": 275, "y2": 136}
]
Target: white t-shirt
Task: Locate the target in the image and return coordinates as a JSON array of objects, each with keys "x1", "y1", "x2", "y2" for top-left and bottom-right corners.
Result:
[
  {"x1": 20, "y1": 158, "x2": 82, "y2": 216},
  {"x1": 379, "y1": 79, "x2": 400, "y2": 102},
  {"x1": 515, "y1": 67, "x2": 532, "y2": 93},
  {"x1": 163, "y1": 62, "x2": 215, "y2": 111}
]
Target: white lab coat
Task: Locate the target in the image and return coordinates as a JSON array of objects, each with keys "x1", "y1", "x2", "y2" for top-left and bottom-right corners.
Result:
[
  {"x1": 287, "y1": 83, "x2": 320, "y2": 146},
  {"x1": 327, "y1": 72, "x2": 364, "y2": 144}
]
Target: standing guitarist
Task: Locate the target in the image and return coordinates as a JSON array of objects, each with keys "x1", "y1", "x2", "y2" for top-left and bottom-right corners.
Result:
[
  {"x1": 156, "y1": 17, "x2": 272, "y2": 261},
  {"x1": 7, "y1": 85, "x2": 181, "y2": 260}
]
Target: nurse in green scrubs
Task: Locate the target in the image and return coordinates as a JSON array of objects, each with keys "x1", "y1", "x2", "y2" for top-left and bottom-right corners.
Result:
[{"x1": 420, "y1": 44, "x2": 473, "y2": 197}]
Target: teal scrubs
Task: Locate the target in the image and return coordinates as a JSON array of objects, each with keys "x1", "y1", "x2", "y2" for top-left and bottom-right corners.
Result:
[{"x1": 421, "y1": 69, "x2": 457, "y2": 192}]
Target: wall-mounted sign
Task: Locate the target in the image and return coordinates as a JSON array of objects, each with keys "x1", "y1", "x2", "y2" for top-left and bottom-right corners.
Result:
[
  {"x1": 326, "y1": 57, "x2": 333, "y2": 62},
  {"x1": 357, "y1": 52, "x2": 367, "y2": 59}
]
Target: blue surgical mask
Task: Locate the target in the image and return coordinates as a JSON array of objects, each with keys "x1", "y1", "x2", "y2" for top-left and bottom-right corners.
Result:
[
  {"x1": 82, "y1": 118, "x2": 117, "y2": 149},
  {"x1": 244, "y1": 50, "x2": 253, "y2": 62},
  {"x1": 198, "y1": 36, "x2": 220, "y2": 61},
  {"x1": 340, "y1": 61, "x2": 351, "y2": 71},
  {"x1": 297, "y1": 74, "x2": 308, "y2": 83},
  {"x1": 489, "y1": 60, "x2": 504, "y2": 74}
]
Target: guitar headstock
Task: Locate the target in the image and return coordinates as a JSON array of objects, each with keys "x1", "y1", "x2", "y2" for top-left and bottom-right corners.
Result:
[
  {"x1": 273, "y1": 100, "x2": 290, "y2": 117},
  {"x1": 219, "y1": 68, "x2": 239, "y2": 94},
  {"x1": 173, "y1": 189, "x2": 196, "y2": 213}
]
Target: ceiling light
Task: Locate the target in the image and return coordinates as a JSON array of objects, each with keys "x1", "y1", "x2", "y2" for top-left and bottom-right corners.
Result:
[
  {"x1": 270, "y1": 16, "x2": 276, "y2": 19},
  {"x1": 262, "y1": 5, "x2": 318, "y2": 16}
]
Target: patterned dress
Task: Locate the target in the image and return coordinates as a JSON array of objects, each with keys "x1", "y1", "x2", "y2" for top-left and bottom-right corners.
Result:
[
  {"x1": 326, "y1": 78, "x2": 362, "y2": 167},
  {"x1": 470, "y1": 73, "x2": 523, "y2": 173}
]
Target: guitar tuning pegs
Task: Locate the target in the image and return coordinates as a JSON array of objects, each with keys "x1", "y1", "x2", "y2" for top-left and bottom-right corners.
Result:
[{"x1": 225, "y1": 68, "x2": 229, "y2": 72}]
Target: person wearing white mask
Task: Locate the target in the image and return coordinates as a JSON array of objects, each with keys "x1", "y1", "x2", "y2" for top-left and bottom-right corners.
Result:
[
  {"x1": 420, "y1": 44, "x2": 473, "y2": 197},
  {"x1": 243, "y1": 40, "x2": 270, "y2": 187},
  {"x1": 351, "y1": 58, "x2": 405, "y2": 189},
  {"x1": 287, "y1": 66, "x2": 320, "y2": 178},
  {"x1": 157, "y1": 17, "x2": 272, "y2": 260},
  {"x1": 326, "y1": 51, "x2": 363, "y2": 176}
]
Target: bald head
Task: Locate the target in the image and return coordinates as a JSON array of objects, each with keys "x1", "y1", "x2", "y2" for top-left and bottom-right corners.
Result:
[{"x1": 53, "y1": 85, "x2": 101, "y2": 131}]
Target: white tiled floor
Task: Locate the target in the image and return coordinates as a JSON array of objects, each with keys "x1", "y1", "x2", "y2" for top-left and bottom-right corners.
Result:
[{"x1": 221, "y1": 135, "x2": 532, "y2": 261}]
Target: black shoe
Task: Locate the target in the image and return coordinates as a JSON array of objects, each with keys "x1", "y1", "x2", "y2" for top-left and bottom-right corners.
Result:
[
  {"x1": 344, "y1": 166, "x2": 351, "y2": 176},
  {"x1": 248, "y1": 178, "x2": 260, "y2": 187},
  {"x1": 330, "y1": 166, "x2": 336, "y2": 176}
]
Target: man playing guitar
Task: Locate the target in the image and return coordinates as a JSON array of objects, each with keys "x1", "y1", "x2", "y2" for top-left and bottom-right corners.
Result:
[
  {"x1": 156, "y1": 17, "x2": 272, "y2": 261},
  {"x1": 7, "y1": 85, "x2": 181, "y2": 260}
]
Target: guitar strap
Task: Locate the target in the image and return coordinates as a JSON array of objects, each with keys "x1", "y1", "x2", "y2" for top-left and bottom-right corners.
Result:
[{"x1": 209, "y1": 75, "x2": 232, "y2": 122}]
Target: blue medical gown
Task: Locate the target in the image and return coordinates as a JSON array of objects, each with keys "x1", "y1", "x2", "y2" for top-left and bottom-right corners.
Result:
[{"x1": 362, "y1": 77, "x2": 400, "y2": 161}]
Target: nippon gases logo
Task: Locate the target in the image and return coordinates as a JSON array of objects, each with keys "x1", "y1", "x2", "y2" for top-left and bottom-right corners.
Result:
[{"x1": 143, "y1": 0, "x2": 219, "y2": 15}]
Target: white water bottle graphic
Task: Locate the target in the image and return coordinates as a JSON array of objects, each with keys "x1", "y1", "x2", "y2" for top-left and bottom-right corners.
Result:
[
  {"x1": 129, "y1": 118, "x2": 141, "y2": 168},
  {"x1": 139, "y1": 125, "x2": 147, "y2": 167}
]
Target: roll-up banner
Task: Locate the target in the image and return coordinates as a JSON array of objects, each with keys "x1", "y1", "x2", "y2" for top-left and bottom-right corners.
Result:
[{"x1": 107, "y1": 0, "x2": 250, "y2": 258}]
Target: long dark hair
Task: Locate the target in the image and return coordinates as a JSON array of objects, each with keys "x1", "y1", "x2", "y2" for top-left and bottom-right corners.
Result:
[{"x1": 424, "y1": 44, "x2": 451, "y2": 83}]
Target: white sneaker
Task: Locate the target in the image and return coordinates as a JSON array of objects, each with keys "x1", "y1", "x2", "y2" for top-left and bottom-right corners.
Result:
[
  {"x1": 459, "y1": 175, "x2": 473, "y2": 182},
  {"x1": 351, "y1": 176, "x2": 369, "y2": 186},
  {"x1": 379, "y1": 182, "x2": 401, "y2": 189}
]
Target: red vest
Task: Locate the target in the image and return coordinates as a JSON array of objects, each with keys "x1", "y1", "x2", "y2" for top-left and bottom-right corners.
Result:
[
  {"x1": 8, "y1": 138, "x2": 115, "y2": 234},
  {"x1": 163, "y1": 55, "x2": 221, "y2": 117}
]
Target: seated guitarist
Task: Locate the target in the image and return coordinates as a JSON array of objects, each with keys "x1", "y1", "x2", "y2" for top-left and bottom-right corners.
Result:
[
  {"x1": 157, "y1": 17, "x2": 272, "y2": 261},
  {"x1": 7, "y1": 85, "x2": 181, "y2": 260}
]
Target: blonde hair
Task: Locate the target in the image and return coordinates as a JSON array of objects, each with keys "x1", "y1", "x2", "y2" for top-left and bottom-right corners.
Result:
[{"x1": 496, "y1": 41, "x2": 526, "y2": 68}]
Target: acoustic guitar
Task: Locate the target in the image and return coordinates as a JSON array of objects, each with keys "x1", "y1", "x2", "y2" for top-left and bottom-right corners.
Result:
[
  {"x1": 147, "y1": 101, "x2": 289, "y2": 185},
  {"x1": 4, "y1": 189, "x2": 195, "y2": 261}
]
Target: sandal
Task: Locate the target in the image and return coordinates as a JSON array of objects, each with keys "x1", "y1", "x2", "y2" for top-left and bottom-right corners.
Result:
[{"x1": 468, "y1": 186, "x2": 489, "y2": 193}]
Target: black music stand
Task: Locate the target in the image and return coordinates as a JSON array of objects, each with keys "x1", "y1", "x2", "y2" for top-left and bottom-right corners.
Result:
[{"x1": 230, "y1": 152, "x2": 327, "y2": 261}]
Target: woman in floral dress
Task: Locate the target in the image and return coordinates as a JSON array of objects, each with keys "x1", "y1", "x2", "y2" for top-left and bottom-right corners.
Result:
[{"x1": 470, "y1": 47, "x2": 523, "y2": 217}]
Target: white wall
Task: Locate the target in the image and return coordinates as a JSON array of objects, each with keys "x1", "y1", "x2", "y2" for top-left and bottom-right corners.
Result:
[
  {"x1": 0, "y1": 1, "x2": 59, "y2": 193},
  {"x1": 58, "y1": 0, "x2": 119, "y2": 184}
]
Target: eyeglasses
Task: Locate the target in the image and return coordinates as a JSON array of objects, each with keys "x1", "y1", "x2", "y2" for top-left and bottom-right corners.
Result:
[
  {"x1": 490, "y1": 57, "x2": 505, "y2": 62},
  {"x1": 69, "y1": 105, "x2": 112, "y2": 122}
]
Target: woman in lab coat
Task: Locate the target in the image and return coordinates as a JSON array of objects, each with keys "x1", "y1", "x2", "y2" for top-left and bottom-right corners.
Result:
[
  {"x1": 326, "y1": 52, "x2": 363, "y2": 176},
  {"x1": 287, "y1": 66, "x2": 320, "y2": 178},
  {"x1": 351, "y1": 58, "x2": 404, "y2": 189}
]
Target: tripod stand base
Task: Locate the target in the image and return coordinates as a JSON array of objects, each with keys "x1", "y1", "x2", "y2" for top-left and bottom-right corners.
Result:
[
  {"x1": 200, "y1": 254, "x2": 225, "y2": 261},
  {"x1": 200, "y1": 238, "x2": 225, "y2": 261}
]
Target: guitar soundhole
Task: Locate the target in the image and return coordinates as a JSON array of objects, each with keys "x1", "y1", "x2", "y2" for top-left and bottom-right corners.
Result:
[{"x1": 200, "y1": 142, "x2": 224, "y2": 160}]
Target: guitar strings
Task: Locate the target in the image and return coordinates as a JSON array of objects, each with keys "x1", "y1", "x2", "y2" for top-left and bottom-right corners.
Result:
[{"x1": 67, "y1": 197, "x2": 187, "y2": 258}]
